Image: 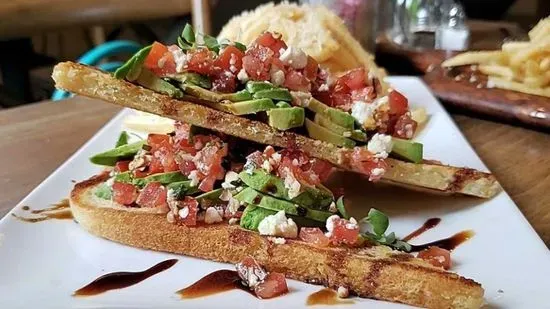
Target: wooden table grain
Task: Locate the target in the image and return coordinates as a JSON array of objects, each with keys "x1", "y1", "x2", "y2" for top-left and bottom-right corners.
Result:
[{"x1": 1, "y1": 97, "x2": 549, "y2": 246}]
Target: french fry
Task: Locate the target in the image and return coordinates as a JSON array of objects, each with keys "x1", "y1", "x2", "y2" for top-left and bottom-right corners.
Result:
[
  {"x1": 528, "y1": 17, "x2": 550, "y2": 42},
  {"x1": 501, "y1": 41, "x2": 531, "y2": 52},
  {"x1": 489, "y1": 77, "x2": 550, "y2": 97},
  {"x1": 478, "y1": 64, "x2": 516, "y2": 80},
  {"x1": 441, "y1": 51, "x2": 503, "y2": 67},
  {"x1": 540, "y1": 57, "x2": 550, "y2": 71}
]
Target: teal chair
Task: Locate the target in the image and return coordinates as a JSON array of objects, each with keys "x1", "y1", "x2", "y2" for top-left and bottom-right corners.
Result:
[{"x1": 52, "y1": 40, "x2": 141, "y2": 101}]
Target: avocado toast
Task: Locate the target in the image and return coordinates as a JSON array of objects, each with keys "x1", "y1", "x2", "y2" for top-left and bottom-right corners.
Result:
[
  {"x1": 52, "y1": 24, "x2": 499, "y2": 198},
  {"x1": 70, "y1": 123, "x2": 484, "y2": 308}
]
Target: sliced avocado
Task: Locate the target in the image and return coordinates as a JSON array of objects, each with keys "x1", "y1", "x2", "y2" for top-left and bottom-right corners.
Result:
[
  {"x1": 181, "y1": 84, "x2": 224, "y2": 102},
  {"x1": 238, "y1": 169, "x2": 333, "y2": 210},
  {"x1": 390, "y1": 138, "x2": 423, "y2": 163},
  {"x1": 170, "y1": 72, "x2": 212, "y2": 89},
  {"x1": 95, "y1": 183, "x2": 113, "y2": 200},
  {"x1": 114, "y1": 57, "x2": 135, "y2": 79},
  {"x1": 166, "y1": 180, "x2": 199, "y2": 199},
  {"x1": 133, "y1": 171, "x2": 187, "y2": 188},
  {"x1": 136, "y1": 69, "x2": 183, "y2": 98},
  {"x1": 90, "y1": 141, "x2": 145, "y2": 166},
  {"x1": 195, "y1": 188, "x2": 224, "y2": 204},
  {"x1": 240, "y1": 204, "x2": 324, "y2": 231},
  {"x1": 268, "y1": 107, "x2": 305, "y2": 130},
  {"x1": 276, "y1": 101, "x2": 291, "y2": 108},
  {"x1": 246, "y1": 81, "x2": 274, "y2": 93},
  {"x1": 253, "y1": 89, "x2": 292, "y2": 102},
  {"x1": 233, "y1": 188, "x2": 332, "y2": 222},
  {"x1": 224, "y1": 98, "x2": 276, "y2": 115},
  {"x1": 126, "y1": 45, "x2": 153, "y2": 81},
  {"x1": 307, "y1": 98, "x2": 355, "y2": 129},
  {"x1": 305, "y1": 119, "x2": 355, "y2": 148},
  {"x1": 221, "y1": 89, "x2": 253, "y2": 102},
  {"x1": 314, "y1": 114, "x2": 367, "y2": 142},
  {"x1": 114, "y1": 171, "x2": 133, "y2": 183}
]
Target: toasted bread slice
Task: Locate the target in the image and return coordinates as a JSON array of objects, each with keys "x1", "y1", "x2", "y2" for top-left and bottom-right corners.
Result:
[
  {"x1": 71, "y1": 174, "x2": 484, "y2": 308},
  {"x1": 52, "y1": 62, "x2": 501, "y2": 198}
]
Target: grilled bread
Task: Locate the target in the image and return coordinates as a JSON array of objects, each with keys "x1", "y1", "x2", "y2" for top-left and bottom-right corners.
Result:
[
  {"x1": 71, "y1": 173, "x2": 484, "y2": 308},
  {"x1": 52, "y1": 62, "x2": 501, "y2": 198}
]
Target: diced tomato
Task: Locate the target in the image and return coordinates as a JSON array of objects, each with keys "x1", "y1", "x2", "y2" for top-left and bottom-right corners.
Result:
[
  {"x1": 329, "y1": 217, "x2": 360, "y2": 245},
  {"x1": 351, "y1": 86, "x2": 376, "y2": 102},
  {"x1": 154, "y1": 146, "x2": 179, "y2": 172},
  {"x1": 198, "y1": 174, "x2": 217, "y2": 192},
  {"x1": 178, "y1": 160, "x2": 197, "y2": 176},
  {"x1": 147, "y1": 134, "x2": 172, "y2": 153},
  {"x1": 284, "y1": 70, "x2": 311, "y2": 92},
  {"x1": 350, "y1": 147, "x2": 388, "y2": 181},
  {"x1": 148, "y1": 156, "x2": 165, "y2": 175},
  {"x1": 329, "y1": 81, "x2": 352, "y2": 109},
  {"x1": 388, "y1": 90, "x2": 409, "y2": 116},
  {"x1": 306, "y1": 159, "x2": 334, "y2": 183},
  {"x1": 392, "y1": 114, "x2": 417, "y2": 140},
  {"x1": 144, "y1": 42, "x2": 177, "y2": 76},
  {"x1": 211, "y1": 69, "x2": 237, "y2": 93},
  {"x1": 303, "y1": 56, "x2": 319, "y2": 81},
  {"x1": 246, "y1": 151, "x2": 264, "y2": 167},
  {"x1": 112, "y1": 182, "x2": 139, "y2": 205},
  {"x1": 255, "y1": 32, "x2": 287, "y2": 57},
  {"x1": 338, "y1": 68, "x2": 366, "y2": 90},
  {"x1": 299, "y1": 227, "x2": 330, "y2": 247},
  {"x1": 133, "y1": 169, "x2": 149, "y2": 178},
  {"x1": 186, "y1": 48, "x2": 216, "y2": 75},
  {"x1": 214, "y1": 45, "x2": 244, "y2": 73},
  {"x1": 242, "y1": 46, "x2": 274, "y2": 81},
  {"x1": 173, "y1": 121, "x2": 191, "y2": 143},
  {"x1": 254, "y1": 272, "x2": 288, "y2": 299},
  {"x1": 417, "y1": 247, "x2": 452, "y2": 270},
  {"x1": 114, "y1": 160, "x2": 130, "y2": 173},
  {"x1": 179, "y1": 196, "x2": 199, "y2": 226},
  {"x1": 136, "y1": 182, "x2": 167, "y2": 209}
]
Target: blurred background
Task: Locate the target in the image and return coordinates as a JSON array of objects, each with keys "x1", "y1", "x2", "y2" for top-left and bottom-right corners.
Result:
[{"x1": 0, "y1": 0, "x2": 547, "y2": 108}]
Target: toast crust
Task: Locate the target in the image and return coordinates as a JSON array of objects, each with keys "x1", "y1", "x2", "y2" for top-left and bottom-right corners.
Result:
[
  {"x1": 53, "y1": 62, "x2": 500, "y2": 198},
  {"x1": 70, "y1": 174, "x2": 484, "y2": 308}
]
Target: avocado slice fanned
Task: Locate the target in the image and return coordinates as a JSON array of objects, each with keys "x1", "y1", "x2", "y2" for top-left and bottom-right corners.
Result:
[
  {"x1": 240, "y1": 204, "x2": 324, "y2": 231},
  {"x1": 234, "y1": 187, "x2": 333, "y2": 222},
  {"x1": 239, "y1": 169, "x2": 333, "y2": 210}
]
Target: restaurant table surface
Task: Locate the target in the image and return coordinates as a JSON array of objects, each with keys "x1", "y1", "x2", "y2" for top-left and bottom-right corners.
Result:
[{"x1": 1, "y1": 97, "x2": 550, "y2": 247}]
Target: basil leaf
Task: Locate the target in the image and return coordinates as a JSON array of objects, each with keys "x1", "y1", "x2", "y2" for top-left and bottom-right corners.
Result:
[
  {"x1": 234, "y1": 42, "x2": 247, "y2": 52},
  {"x1": 366, "y1": 208, "x2": 389, "y2": 236},
  {"x1": 177, "y1": 37, "x2": 192, "y2": 50},
  {"x1": 115, "y1": 131, "x2": 129, "y2": 147},
  {"x1": 336, "y1": 196, "x2": 349, "y2": 219},
  {"x1": 182, "y1": 24, "x2": 195, "y2": 44},
  {"x1": 203, "y1": 34, "x2": 219, "y2": 53},
  {"x1": 392, "y1": 240, "x2": 412, "y2": 252}
]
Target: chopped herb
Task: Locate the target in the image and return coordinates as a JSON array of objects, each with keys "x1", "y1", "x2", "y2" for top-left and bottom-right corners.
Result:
[
  {"x1": 182, "y1": 24, "x2": 195, "y2": 43},
  {"x1": 115, "y1": 131, "x2": 129, "y2": 147},
  {"x1": 234, "y1": 42, "x2": 247, "y2": 52},
  {"x1": 336, "y1": 196, "x2": 349, "y2": 219},
  {"x1": 359, "y1": 208, "x2": 412, "y2": 252},
  {"x1": 364, "y1": 208, "x2": 389, "y2": 236},
  {"x1": 203, "y1": 34, "x2": 220, "y2": 53}
]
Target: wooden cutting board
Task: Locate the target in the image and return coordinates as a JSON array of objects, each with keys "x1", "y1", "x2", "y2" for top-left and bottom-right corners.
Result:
[{"x1": 376, "y1": 21, "x2": 550, "y2": 129}]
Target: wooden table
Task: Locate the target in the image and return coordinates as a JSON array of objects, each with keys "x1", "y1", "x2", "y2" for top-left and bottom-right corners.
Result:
[{"x1": 1, "y1": 97, "x2": 550, "y2": 246}]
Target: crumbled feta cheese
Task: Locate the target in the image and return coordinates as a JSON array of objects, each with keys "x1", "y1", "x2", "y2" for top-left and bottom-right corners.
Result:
[
  {"x1": 351, "y1": 96, "x2": 389, "y2": 129},
  {"x1": 244, "y1": 161, "x2": 255, "y2": 175},
  {"x1": 268, "y1": 237, "x2": 286, "y2": 244},
  {"x1": 178, "y1": 206, "x2": 189, "y2": 219},
  {"x1": 237, "y1": 68, "x2": 249, "y2": 82},
  {"x1": 279, "y1": 46, "x2": 308, "y2": 69},
  {"x1": 236, "y1": 262, "x2": 267, "y2": 288},
  {"x1": 204, "y1": 207, "x2": 223, "y2": 224},
  {"x1": 371, "y1": 168, "x2": 385, "y2": 177},
  {"x1": 258, "y1": 210, "x2": 298, "y2": 238},
  {"x1": 224, "y1": 71, "x2": 233, "y2": 78},
  {"x1": 261, "y1": 160, "x2": 273, "y2": 173},
  {"x1": 270, "y1": 152, "x2": 282, "y2": 165},
  {"x1": 227, "y1": 197, "x2": 240, "y2": 214},
  {"x1": 219, "y1": 189, "x2": 232, "y2": 201},
  {"x1": 318, "y1": 83, "x2": 329, "y2": 91},
  {"x1": 188, "y1": 170, "x2": 200, "y2": 187},
  {"x1": 129, "y1": 149, "x2": 148, "y2": 171},
  {"x1": 283, "y1": 169, "x2": 301, "y2": 199},
  {"x1": 290, "y1": 91, "x2": 312, "y2": 107},
  {"x1": 469, "y1": 75, "x2": 477, "y2": 83},
  {"x1": 229, "y1": 53, "x2": 237, "y2": 65},
  {"x1": 337, "y1": 286, "x2": 349, "y2": 298},
  {"x1": 367, "y1": 133, "x2": 393, "y2": 159},
  {"x1": 486, "y1": 80, "x2": 495, "y2": 88},
  {"x1": 166, "y1": 212, "x2": 176, "y2": 223},
  {"x1": 346, "y1": 217, "x2": 358, "y2": 230},
  {"x1": 169, "y1": 46, "x2": 188, "y2": 73},
  {"x1": 270, "y1": 66, "x2": 285, "y2": 86},
  {"x1": 292, "y1": 159, "x2": 299, "y2": 166},
  {"x1": 228, "y1": 218, "x2": 239, "y2": 225},
  {"x1": 328, "y1": 202, "x2": 337, "y2": 213},
  {"x1": 221, "y1": 171, "x2": 239, "y2": 189},
  {"x1": 325, "y1": 215, "x2": 340, "y2": 236}
]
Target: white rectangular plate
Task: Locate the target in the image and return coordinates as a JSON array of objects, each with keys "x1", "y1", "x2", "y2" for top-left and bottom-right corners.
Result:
[{"x1": 1, "y1": 77, "x2": 549, "y2": 309}]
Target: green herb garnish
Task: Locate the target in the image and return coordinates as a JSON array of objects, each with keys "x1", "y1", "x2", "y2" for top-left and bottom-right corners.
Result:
[{"x1": 359, "y1": 208, "x2": 412, "y2": 252}]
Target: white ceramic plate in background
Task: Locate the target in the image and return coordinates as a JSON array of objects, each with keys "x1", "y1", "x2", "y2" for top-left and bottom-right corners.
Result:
[{"x1": 1, "y1": 77, "x2": 549, "y2": 309}]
